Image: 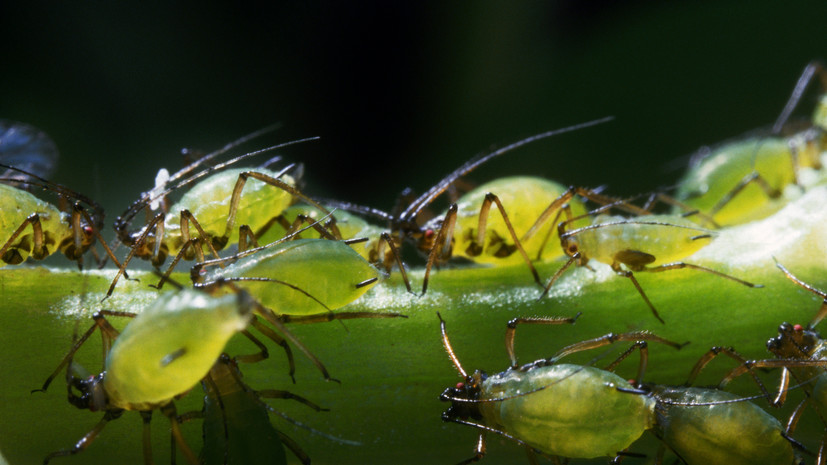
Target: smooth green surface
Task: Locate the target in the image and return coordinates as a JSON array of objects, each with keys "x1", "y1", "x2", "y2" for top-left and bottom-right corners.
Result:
[{"x1": 0, "y1": 186, "x2": 826, "y2": 464}]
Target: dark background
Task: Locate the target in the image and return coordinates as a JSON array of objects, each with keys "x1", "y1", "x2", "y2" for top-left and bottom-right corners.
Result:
[{"x1": 2, "y1": 1, "x2": 826, "y2": 234}]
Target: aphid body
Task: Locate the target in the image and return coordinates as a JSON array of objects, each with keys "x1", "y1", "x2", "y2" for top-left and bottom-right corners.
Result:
[
  {"x1": 649, "y1": 385, "x2": 796, "y2": 465},
  {"x1": 470, "y1": 364, "x2": 654, "y2": 458},
  {"x1": 447, "y1": 176, "x2": 587, "y2": 265},
  {"x1": 0, "y1": 184, "x2": 74, "y2": 265}
]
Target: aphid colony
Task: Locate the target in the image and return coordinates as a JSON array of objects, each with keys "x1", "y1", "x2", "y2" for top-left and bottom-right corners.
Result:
[{"x1": 2, "y1": 60, "x2": 827, "y2": 464}]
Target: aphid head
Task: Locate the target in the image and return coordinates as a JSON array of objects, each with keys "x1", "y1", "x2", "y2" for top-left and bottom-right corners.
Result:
[
  {"x1": 66, "y1": 369, "x2": 108, "y2": 412},
  {"x1": 767, "y1": 322, "x2": 821, "y2": 358},
  {"x1": 560, "y1": 234, "x2": 588, "y2": 266},
  {"x1": 440, "y1": 371, "x2": 486, "y2": 422}
]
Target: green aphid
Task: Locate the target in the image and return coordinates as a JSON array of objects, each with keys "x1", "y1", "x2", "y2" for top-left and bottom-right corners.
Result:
[{"x1": 437, "y1": 313, "x2": 684, "y2": 463}]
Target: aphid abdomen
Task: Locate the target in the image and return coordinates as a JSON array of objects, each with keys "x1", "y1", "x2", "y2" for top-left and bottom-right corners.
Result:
[
  {"x1": 0, "y1": 184, "x2": 68, "y2": 265},
  {"x1": 480, "y1": 364, "x2": 654, "y2": 459},
  {"x1": 453, "y1": 177, "x2": 587, "y2": 265},
  {"x1": 582, "y1": 215, "x2": 713, "y2": 267},
  {"x1": 210, "y1": 238, "x2": 380, "y2": 314},
  {"x1": 654, "y1": 387, "x2": 794, "y2": 465},
  {"x1": 104, "y1": 290, "x2": 250, "y2": 410},
  {"x1": 165, "y1": 168, "x2": 295, "y2": 253}
]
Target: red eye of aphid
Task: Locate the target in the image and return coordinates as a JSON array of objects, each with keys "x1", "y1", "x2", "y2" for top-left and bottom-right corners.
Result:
[
  {"x1": 83, "y1": 226, "x2": 93, "y2": 234},
  {"x1": 628, "y1": 379, "x2": 636, "y2": 385},
  {"x1": 425, "y1": 229, "x2": 435, "y2": 239},
  {"x1": 456, "y1": 382, "x2": 464, "y2": 389},
  {"x1": 794, "y1": 324, "x2": 804, "y2": 331}
]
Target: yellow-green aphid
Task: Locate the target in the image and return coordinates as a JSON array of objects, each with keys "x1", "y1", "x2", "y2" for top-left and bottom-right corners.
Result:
[
  {"x1": 0, "y1": 122, "x2": 119, "y2": 269},
  {"x1": 451, "y1": 177, "x2": 588, "y2": 265},
  {"x1": 438, "y1": 313, "x2": 683, "y2": 462},
  {"x1": 0, "y1": 183, "x2": 69, "y2": 265},
  {"x1": 163, "y1": 167, "x2": 295, "y2": 255},
  {"x1": 675, "y1": 135, "x2": 821, "y2": 227},
  {"x1": 195, "y1": 238, "x2": 379, "y2": 315},
  {"x1": 36, "y1": 288, "x2": 258, "y2": 464},
  {"x1": 105, "y1": 290, "x2": 251, "y2": 410},
  {"x1": 479, "y1": 364, "x2": 654, "y2": 458},
  {"x1": 675, "y1": 62, "x2": 827, "y2": 227},
  {"x1": 545, "y1": 213, "x2": 761, "y2": 323},
  {"x1": 650, "y1": 386, "x2": 795, "y2": 465}
]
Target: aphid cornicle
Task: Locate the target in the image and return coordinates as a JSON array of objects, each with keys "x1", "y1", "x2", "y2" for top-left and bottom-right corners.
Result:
[
  {"x1": 0, "y1": 121, "x2": 120, "y2": 270},
  {"x1": 675, "y1": 61, "x2": 826, "y2": 227},
  {"x1": 541, "y1": 211, "x2": 762, "y2": 323},
  {"x1": 34, "y1": 279, "x2": 358, "y2": 464},
  {"x1": 108, "y1": 127, "x2": 333, "y2": 296},
  {"x1": 326, "y1": 116, "x2": 650, "y2": 294},
  {"x1": 437, "y1": 313, "x2": 685, "y2": 463}
]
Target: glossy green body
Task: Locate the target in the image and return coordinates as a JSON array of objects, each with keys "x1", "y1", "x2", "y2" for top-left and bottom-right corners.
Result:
[
  {"x1": 479, "y1": 364, "x2": 655, "y2": 458},
  {"x1": 200, "y1": 358, "x2": 286, "y2": 465},
  {"x1": 451, "y1": 177, "x2": 588, "y2": 265},
  {"x1": 652, "y1": 386, "x2": 794, "y2": 465},
  {"x1": 163, "y1": 168, "x2": 295, "y2": 255},
  {"x1": 255, "y1": 204, "x2": 384, "y2": 262},
  {"x1": 104, "y1": 290, "x2": 250, "y2": 410},
  {"x1": 571, "y1": 214, "x2": 712, "y2": 267},
  {"x1": 208, "y1": 239, "x2": 379, "y2": 314},
  {"x1": 676, "y1": 136, "x2": 821, "y2": 226},
  {"x1": 0, "y1": 183, "x2": 69, "y2": 266}
]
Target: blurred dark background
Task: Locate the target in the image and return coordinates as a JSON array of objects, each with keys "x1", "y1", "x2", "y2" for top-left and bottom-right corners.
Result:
[{"x1": 2, "y1": 1, "x2": 826, "y2": 233}]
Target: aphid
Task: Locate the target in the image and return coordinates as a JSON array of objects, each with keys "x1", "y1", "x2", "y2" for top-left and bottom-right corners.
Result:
[
  {"x1": 675, "y1": 62, "x2": 826, "y2": 227},
  {"x1": 437, "y1": 312, "x2": 685, "y2": 463},
  {"x1": 541, "y1": 211, "x2": 762, "y2": 323},
  {"x1": 108, "y1": 127, "x2": 332, "y2": 296},
  {"x1": 0, "y1": 122, "x2": 120, "y2": 269},
  {"x1": 329, "y1": 116, "x2": 648, "y2": 294},
  {"x1": 622, "y1": 345, "x2": 804, "y2": 465},
  {"x1": 192, "y1": 237, "x2": 382, "y2": 316},
  {"x1": 190, "y1": 353, "x2": 330, "y2": 465},
  {"x1": 34, "y1": 282, "x2": 350, "y2": 464},
  {"x1": 718, "y1": 261, "x2": 827, "y2": 463}
]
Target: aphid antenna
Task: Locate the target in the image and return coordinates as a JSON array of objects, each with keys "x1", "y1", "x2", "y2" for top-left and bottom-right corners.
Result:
[
  {"x1": 264, "y1": 406, "x2": 362, "y2": 446},
  {"x1": 400, "y1": 116, "x2": 616, "y2": 222},
  {"x1": 0, "y1": 164, "x2": 103, "y2": 213},
  {"x1": 561, "y1": 219, "x2": 717, "y2": 240},
  {"x1": 773, "y1": 258, "x2": 827, "y2": 329},
  {"x1": 165, "y1": 123, "x2": 282, "y2": 186},
  {"x1": 116, "y1": 135, "x2": 319, "y2": 229},
  {"x1": 442, "y1": 415, "x2": 543, "y2": 454},
  {"x1": 318, "y1": 198, "x2": 396, "y2": 224},
  {"x1": 772, "y1": 61, "x2": 826, "y2": 135}
]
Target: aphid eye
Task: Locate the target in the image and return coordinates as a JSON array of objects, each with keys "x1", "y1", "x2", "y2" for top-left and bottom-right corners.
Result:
[
  {"x1": 425, "y1": 229, "x2": 435, "y2": 239},
  {"x1": 627, "y1": 379, "x2": 636, "y2": 385},
  {"x1": 794, "y1": 324, "x2": 804, "y2": 331},
  {"x1": 568, "y1": 244, "x2": 578, "y2": 253},
  {"x1": 456, "y1": 382, "x2": 464, "y2": 390},
  {"x1": 83, "y1": 226, "x2": 93, "y2": 235}
]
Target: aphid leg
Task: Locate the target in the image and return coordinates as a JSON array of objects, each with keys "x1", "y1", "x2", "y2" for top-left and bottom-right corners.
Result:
[
  {"x1": 459, "y1": 433, "x2": 487, "y2": 465},
  {"x1": 524, "y1": 446, "x2": 540, "y2": 465},
  {"x1": 179, "y1": 209, "x2": 221, "y2": 260},
  {"x1": 246, "y1": 319, "x2": 296, "y2": 383},
  {"x1": 548, "y1": 331, "x2": 686, "y2": 365},
  {"x1": 379, "y1": 231, "x2": 413, "y2": 293},
  {"x1": 279, "y1": 310, "x2": 407, "y2": 324},
  {"x1": 709, "y1": 171, "x2": 782, "y2": 218},
  {"x1": 784, "y1": 398, "x2": 811, "y2": 452},
  {"x1": 277, "y1": 431, "x2": 311, "y2": 465},
  {"x1": 422, "y1": 204, "x2": 458, "y2": 295},
  {"x1": 684, "y1": 346, "x2": 767, "y2": 393},
  {"x1": 33, "y1": 311, "x2": 128, "y2": 393},
  {"x1": 538, "y1": 254, "x2": 577, "y2": 300},
  {"x1": 603, "y1": 341, "x2": 649, "y2": 386},
  {"x1": 610, "y1": 265, "x2": 665, "y2": 324},
  {"x1": 238, "y1": 225, "x2": 259, "y2": 252},
  {"x1": 503, "y1": 313, "x2": 580, "y2": 367},
  {"x1": 610, "y1": 450, "x2": 647, "y2": 464},
  {"x1": 437, "y1": 312, "x2": 468, "y2": 379},
  {"x1": 219, "y1": 170, "x2": 333, "y2": 249},
  {"x1": 641, "y1": 261, "x2": 762, "y2": 289},
  {"x1": 43, "y1": 410, "x2": 124, "y2": 464},
  {"x1": 139, "y1": 410, "x2": 153, "y2": 464},
  {"x1": 106, "y1": 212, "x2": 166, "y2": 299},
  {"x1": 775, "y1": 261, "x2": 827, "y2": 329},
  {"x1": 0, "y1": 213, "x2": 46, "y2": 265},
  {"x1": 152, "y1": 237, "x2": 202, "y2": 290},
  {"x1": 160, "y1": 402, "x2": 199, "y2": 465},
  {"x1": 469, "y1": 193, "x2": 542, "y2": 287},
  {"x1": 722, "y1": 359, "x2": 827, "y2": 406}
]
